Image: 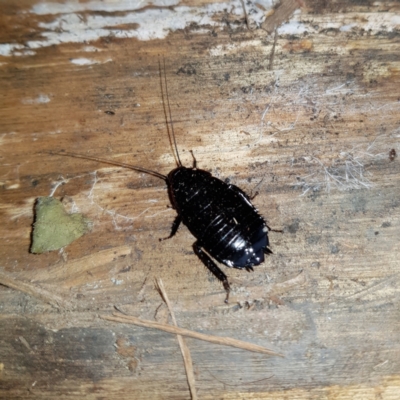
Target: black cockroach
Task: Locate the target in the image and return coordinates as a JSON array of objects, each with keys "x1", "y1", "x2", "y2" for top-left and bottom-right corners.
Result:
[{"x1": 52, "y1": 60, "x2": 280, "y2": 302}]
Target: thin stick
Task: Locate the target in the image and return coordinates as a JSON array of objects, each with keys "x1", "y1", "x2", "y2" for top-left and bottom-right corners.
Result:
[
  {"x1": 240, "y1": 0, "x2": 250, "y2": 30},
  {"x1": 0, "y1": 270, "x2": 74, "y2": 310},
  {"x1": 101, "y1": 313, "x2": 284, "y2": 357},
  {"x1": 268, "y1": 28, "x2": 278, "y2": 71},
  {"x1": 156, "y1": 279, "x2": 197, "y2": 400}
]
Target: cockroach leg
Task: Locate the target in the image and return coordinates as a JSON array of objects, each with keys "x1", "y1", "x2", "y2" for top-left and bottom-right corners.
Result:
[
  {"x1": 189, "y1": 150, "x2": 197, "y2": 169},
  {"x1": 266, "y1": 224, "x2": 283, "y2": 233},
  {"x1": 159, "y1": 215, "x2": 182, "y2": 242},
  {"x1": 193, "y1": 242, "x2": 230, "y2": 301},
  {"x1": 250, "y1": 191, "x2": 259, "y2": 200}
]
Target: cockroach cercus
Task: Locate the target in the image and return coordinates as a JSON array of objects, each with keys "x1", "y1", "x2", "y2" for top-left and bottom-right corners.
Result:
[{"x1": 50, "y1": 60, "x2": 281, "y2": 303}]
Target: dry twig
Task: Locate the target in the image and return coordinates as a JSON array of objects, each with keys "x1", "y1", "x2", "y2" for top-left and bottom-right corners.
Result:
[
  {"x1": 262, "y1": 0, "x2": 302, "y2": 33},
  {"x1": 240, "y1": 0, "x2": 250, "y2": 30},
  {"x1": 0, "y1": 269, "x2": 73, "y2": 310},
  {"x1": 101, "y1": 313, "x2": 284, "y2": 357},
  {"x1": 268, "y1": 28, "x2": 278, "y2": 71},
  {"x1": 156, "y1": 279, "x2": 197, "y2": 400}
]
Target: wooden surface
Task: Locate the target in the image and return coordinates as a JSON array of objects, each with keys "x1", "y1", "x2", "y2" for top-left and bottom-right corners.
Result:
[{"x1": 1, "y1": 0, "x2": 400, "y2": 398}]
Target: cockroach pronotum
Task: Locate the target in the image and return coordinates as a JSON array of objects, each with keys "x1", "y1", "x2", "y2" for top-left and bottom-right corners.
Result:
[{"x1": 51, "y1": 59, "x2": 281, "y2": 302}]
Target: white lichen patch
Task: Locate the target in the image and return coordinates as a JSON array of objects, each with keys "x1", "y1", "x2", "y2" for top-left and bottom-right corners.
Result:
[
  {"x1": 69, "y1": 57, "x2": 112, "y2": 65},
  {"x1": 1, "y1": 0, "x2": 273, "y2": 57},
  {"x1": 21, "y1": 94, "x2": 51, "y2": 104}
]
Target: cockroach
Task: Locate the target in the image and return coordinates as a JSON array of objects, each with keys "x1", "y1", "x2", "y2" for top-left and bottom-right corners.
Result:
[
  {"x1": 51, "y1": 60, "x2": 280, "y2": 302},
  {"x1": 389, "y1": 148, "x2": 396, "y2": 161}
]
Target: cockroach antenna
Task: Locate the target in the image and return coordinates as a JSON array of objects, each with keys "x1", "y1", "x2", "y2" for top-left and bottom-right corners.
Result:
[
  {"x1": 48, "y1": 151, "x2": 167, "y2": 181},
  {"x1": 158, "y1": 56, "x2": 182, "y2": 168}
]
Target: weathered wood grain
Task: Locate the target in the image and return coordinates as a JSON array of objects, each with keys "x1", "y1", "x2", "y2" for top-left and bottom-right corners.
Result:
[{"x1": 1, "y1": 0, "x2": 399, "y2": 398}]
